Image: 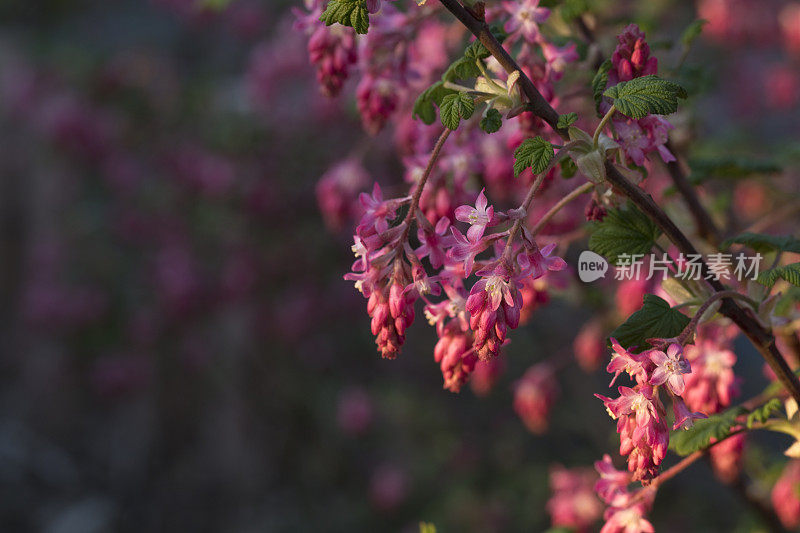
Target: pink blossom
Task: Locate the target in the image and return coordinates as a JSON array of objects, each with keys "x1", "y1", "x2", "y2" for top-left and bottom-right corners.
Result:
[
  {"x1": 517, "y1": 242, "x2": 567, "y2": 279},
  {"x1": 648, "y1": 343, "x2": 691, "y2": 395},
  {"x1": 454, "y1": 188, "x2": 495, "y2": 241},
  {"x1": 448, "y1": 226, "x2": 489, "y2": 276},
  {"x1": 547, "y1": 466, "x2": 603, "y2": 531},
  {"x1": 709, "y1": 432, "x2": 745, "y2": 483},
  {"x1": 466, "y1": 261, "x2": 523, "y2": 360},
  {"x1": 514, "y1": 363, "x2": 560, "y2": 434},
  {"x1": 671, "y1": 396, "x2": 707, "y2": 431},
  {"x1": 772, "y1": 460, "x2": 800, "y2": 529},
  {"x1": 502, "y1": 0, "x2": 550, "y2": 44},
  {"x1": 356, "y1": 72, "x2": 401, "y2": 135},
  {"x1": 574, "y1": 320, "x2": 606, "y2": 372},
  {"x1": 600, "y1": 505, "x2": 655, "y2": 533},
  {"x1": 594, "y1": 455, "x2": 632, "y2": 507},
  {"x1": 609, "y1": 24, "x2": 657, "y2": 85},
  {"x1": 415, "y1": 217, "x2": 454, "y2": 269},
  {"x1": 606, "y1": 338, "x2": 648, "y2": 387},
  {"x1": 434, "y1": 325, "x2": 477, "y2": 392}
]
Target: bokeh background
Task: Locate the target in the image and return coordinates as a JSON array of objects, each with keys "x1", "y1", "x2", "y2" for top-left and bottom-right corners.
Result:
[{"x1": 0, "y1": 0, "x2": 798, "y2": 531}]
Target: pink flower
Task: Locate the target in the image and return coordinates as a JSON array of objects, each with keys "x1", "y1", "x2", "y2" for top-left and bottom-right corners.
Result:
[
  {"x1": 594, "y1": 455, "x2": 631, "y2": 507},
  {"x1": 517, "y1": 242, "x2": 567, "y2": 279},
  {"x1": 547, "y1": 466, "x2": 603, "y2": 531},
  {"x1": 466, "y1": 261, "x2": 523, "y2": 360},
  {"x1": 415, "y1": 216, "x2": 453, "y2": 269},
  {"x1": 600, "y1": 505, "x2": 655, "y2": 533},
  {"x1": 671, "y1": 396, "x2": 707, "y2": 431},
  {"x1": 357, "y1": 182, "x2": 400, "y2": 236},
  {"x1": 772, "y1": 460, "x2": 800, "y2": 529},
  {"x1": 683, "y1": 331, "x2": 740, "y2": 414},
  {"x1": 514, "y1": 363, "x2": 560, "y2": 434},
  {"x1": 542, "y1": 42, "x2": 579, "y2": 82},
  {"x1": 606, "y1": 338, "x2": 648, "y2": 386},
  {"x1": 434, "y1": 325, "x2": 477, "y2": 393},
  {"x1": 709, "y1": 432, "x2": 745, "y2": 483},
  {"x1": 448, "y1": 226, "x2": 489, "y2": 276},
  {"x1": 502, "y1": 0, "x2": 550, "y2": 44},
  {"x1": 454, "y1": 188, "x2": 495, "y2": 241},
  {"x1": 609, "y1": 24, "x2": 658, "y2": 85},
  {"x1": 574, "y1": 320, "x2": 606, "y2": 372},
  {"x1": 356, "y1": 73, "x2": 400, "y2": 135},
  {"x1": 648, "y1": 343, "x2": 691, "y2": 395}
]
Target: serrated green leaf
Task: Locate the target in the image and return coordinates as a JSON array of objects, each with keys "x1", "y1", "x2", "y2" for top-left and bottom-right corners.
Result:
[
  {"x1": 757, "y1": 263, "x2": 800, "y2": 289},
  {"x1": 604, "y1": 75, "x2": 688, "y2": 119},
  {"x1": 722, "y1": 233, "x2": 800, "y2": 254},
  {"x1": 412, "y1": 81, "x2": 456, "y2": 124},
  {"x1": 320, "y1": 0, "x2": 369, "y2": 34},
  {"x1": 591, "y1": 59, "x2": 612, "y2": 114},
  {"x1": 557, "y1": 112, "x2": 578, "y2": 129},
  {"x1": 609, "y1": 294, "x2": 690, "y2": 350},
  {"x1": 589, "y1": 204, "x2": 662, "y2": 265},
  {"x1": 442, "y1": 56, "x2": 481, "y2": 82},
  {"x1": 419, "y1": 522, "x2": 437, "y2": 533},
  {"x1": 513, "y1": 137, "x2": 554, "y2": 176},
  {"x1": 440, "y1": 92, "x2": 475, "y2": 130},
  {"x1": 688, "y1": 156, "x2": 782, "y2": 184},
  {"x1": 747, "y1": 398, "x2": 783, "y2": 428},
  {"x1": 681, "y1": 19, "x2": 708, "y2": 47},
  {"x1": 480, "y1": 108, "x2": 503, "y2": 133},
  {"x1": 670, "y1": 407, "x2": 746, "y2": 456},
  {"x1": 464, "y1": 40, "x2": 490, "y2": 60}
]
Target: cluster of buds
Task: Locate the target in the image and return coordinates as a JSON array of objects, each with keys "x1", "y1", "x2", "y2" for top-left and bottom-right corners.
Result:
[
  {"x1": 599, "y1": 24, "x2": 676, "y2": 165},
  {"x1": 596, "y1": 338, "x2": 706, "y2": 481}
]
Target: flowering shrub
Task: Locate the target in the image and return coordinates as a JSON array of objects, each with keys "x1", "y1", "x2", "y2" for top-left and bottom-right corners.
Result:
[
  {"x1": 2, "y1": 0, "x2": 800, "y2": 531},
  {"x1": 300, "y1": 0, "x2": 800, "y2": 529}
]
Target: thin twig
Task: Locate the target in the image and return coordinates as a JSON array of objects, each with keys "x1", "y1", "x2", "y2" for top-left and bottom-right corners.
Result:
[{"x1": 531, "y1": 182, "x2": 593, "y2": 237}]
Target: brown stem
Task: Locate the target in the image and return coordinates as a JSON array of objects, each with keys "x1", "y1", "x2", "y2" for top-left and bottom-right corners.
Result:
[
  {"x1": 503, "y1": 171, "x2": 547, "y2": 258},
  {"x1": 677, "y1": 290, "x2": 754, "y2": 345},
  {"x1": 399, "y1": 128, "x2": 451, "y2": 243},
  {"x1": 662, "y1": 141, "x2": 721, "y2": 245},
  {"x1": 531, "y1": 181, "x2": 593, "y2": 237},
  {"x1": 435, "y1": 0, "x2": 800, "y2": 404}
]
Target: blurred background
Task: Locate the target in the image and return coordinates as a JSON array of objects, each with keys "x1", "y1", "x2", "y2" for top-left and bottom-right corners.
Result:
[{"x1": 0, "y1": 0, "x2": 798, "y2": 531}]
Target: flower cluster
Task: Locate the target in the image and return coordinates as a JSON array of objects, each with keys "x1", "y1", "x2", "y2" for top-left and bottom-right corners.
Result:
[
  {"x1": 546, "y1": 465, "x2": 603, "y2": 531},
  {"x1": 600, "y1": 24, "x2": 676, "y2": 166},
  {"x1": 594, "y1": 455, "x2": 655, "y2": 533},
  {"x1": 596, "y1": 338, "x2": 706, "y2": 481},
  {"x1": 346, "y1": 176, "x2": 566, "y2": 388},
  {"x1": 514, "y1": 363, "x2": 560, "y2": 433}
]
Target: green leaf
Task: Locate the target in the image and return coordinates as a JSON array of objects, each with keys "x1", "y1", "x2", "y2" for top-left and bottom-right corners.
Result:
[
  {"x1": 412, "y1": 81, "x2": 456, "y2": 124},
  {"x1": 591, "y1": 59, "x2": 612, "y2": 114},
  {"x1": 609, "y1": 294, "x2": 690, "y2": 350},
  {"x1": 688, "y1": 156, "x2": 782, "y2": 184},
  {"x1": 480, "y1": 108, "x2": 503, "y2": 133},
  {"x1": 681, "y1": 19, "x2": 708, "y2": 47},
  {"x1": 722, "y1": 233, "x2": 800, "y2": 254},
  {"x1": 513, "y1": 137, "x2": 554, "y2": 176},
  {"x1": 757, "y1": 263, "x2": 800, "y2": 289},
  {"x1": 670, "y1": 407, "x2": 746, "y2": 456},
  {"x1": 747, "y1": 398, "x2": 783, "y2": 428},
  {"x1": 439, "y1": 92, "x2": 475, "y2": 130},
  {"x1": 560, "y1": 157, "x2": 577, "y2": 179},
  {"x1": 442, "y1": 56, "x2": 481, "y2": 82},
  {"x1": 320, "y1": 0, "x2": 369, "y2": 34},
  {"x1": 559, "y1": 0, "x2": 590, "y2": 20},
  {"x1": 464, "y1": 40, "x2": 490, "y2": 60},
  {"x1": 557, "y1": 112, "x2": 578, "y2": 129},
  {"x1": 588, "y1": 204, "x2": 662, "y2": 265},
  {"x1": 604, "y1": 75, "x2": 688, "y2": 119}
]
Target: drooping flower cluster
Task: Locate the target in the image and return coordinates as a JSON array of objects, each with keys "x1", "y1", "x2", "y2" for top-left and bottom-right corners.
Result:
[
  {"x1": 772, "y1": 459, "x2": 800, "y2": 529},
  {"x1": 594, "y1": 455, "x2": 655, "y2": 533},
  {"x1": 514, "y1": 363, "x2": 560, "y2": 433},
  {"x1": 596, "y1": 338, "x2": 705, "y2": 481},
  {"x1": 546, "y1": 465, "x2": 603, "y2": 531},
  {"x1": 600, "y1": 24, "x2": 676, "y2": 166},
  {"x1": 346, "y1": 174, "x2": 566, "y2": 389}
]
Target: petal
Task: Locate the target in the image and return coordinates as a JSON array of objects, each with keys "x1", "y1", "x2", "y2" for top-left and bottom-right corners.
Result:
[
  {"x1": 475, "y1": 188, "x2": 487, "y2": 211},
  {"x1": 454, "y1": 205, "x2": 475, "y2": 223},
  {"x1": 466, "y1": 224, "x2": 486, "y2": 242},
  {"x1": 435, "y1": 216, "x2": 450, "y2": 234}
]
